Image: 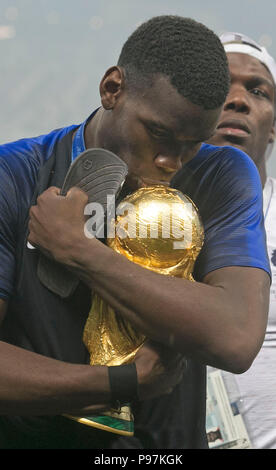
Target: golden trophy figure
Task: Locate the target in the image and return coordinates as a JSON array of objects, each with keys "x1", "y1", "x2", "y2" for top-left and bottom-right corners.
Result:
[{"x1": 66, "y1": 185, "x2": 204, "y2": 435}]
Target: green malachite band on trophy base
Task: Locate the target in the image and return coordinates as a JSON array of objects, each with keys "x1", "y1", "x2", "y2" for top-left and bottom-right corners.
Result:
[
  {"x1": 64, "y1": 405, "x2": 134, "y2": 436},
  {"x1": 77, "y1": 415, "x2": 134, "y2": 435}
]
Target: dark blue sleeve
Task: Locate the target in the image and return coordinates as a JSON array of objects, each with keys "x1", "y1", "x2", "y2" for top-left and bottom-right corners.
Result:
[
  {"x1": 0, "y1": 125, "x2": 78, "y2": 300},
  {"x1": 0, "y1": 159, "x2": 19, "y2": 300},
  {"x1": 193, "y1": 148, "x2": 271, "y2": 281}
]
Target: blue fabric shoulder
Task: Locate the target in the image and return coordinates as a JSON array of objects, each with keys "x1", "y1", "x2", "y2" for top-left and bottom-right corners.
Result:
[
  {"x1": 0, "y1": 125, "x2": 77, "y2": 300},
  {"x1": 173, "y1": 143, "x2": 271, "y2": 280}
]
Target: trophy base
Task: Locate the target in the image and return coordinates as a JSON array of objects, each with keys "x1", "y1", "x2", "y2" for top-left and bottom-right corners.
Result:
[{"x1": 63, "y1": 405, "x2": 134, "y2": 436}]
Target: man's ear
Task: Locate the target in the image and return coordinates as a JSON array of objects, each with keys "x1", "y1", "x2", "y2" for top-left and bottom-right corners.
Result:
[
  {"x1": 269, "y1": 123, "x2": 276, "y2": 144},
  {"x1": 99, "y1": 66, "x2": 126, "y2": 110}
]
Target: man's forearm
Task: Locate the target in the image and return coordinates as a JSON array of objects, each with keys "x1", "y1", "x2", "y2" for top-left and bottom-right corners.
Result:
[
  {"x1": 0, "y1": 340, "x2": 110, "y2": 415},
  {"x1": 27, "y1": 187, "x2": 270, "y2": 374},
  {"x1": 70, "y1": 240, "x2": 221, "y2": 348},
  {"x1": 68, "y1": 238, "x2": 269, "y2": 374}
]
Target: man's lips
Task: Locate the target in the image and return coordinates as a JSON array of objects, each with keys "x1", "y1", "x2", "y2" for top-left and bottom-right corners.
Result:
[
  {"x1": 125, "y1": 173, "x2": 171, "y2": 191},
  {"x1": 216, "y1": 120, "x2": 250, "y2": 138},
  {"x1": 138, "y1": 177, "x2": 170, "y2": 188}
]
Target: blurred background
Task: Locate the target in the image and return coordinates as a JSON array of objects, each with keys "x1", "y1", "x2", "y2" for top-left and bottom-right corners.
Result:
[{"x1": 1, "y1": 0, "x2": 276, "y2": 176}]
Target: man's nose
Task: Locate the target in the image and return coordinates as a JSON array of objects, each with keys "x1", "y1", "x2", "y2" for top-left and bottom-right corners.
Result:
[
  {"x1": 224, "y1": 85, "x2": 250, "y2": 113},
  {"x1": 154, "y1": 154, "x2": 183, "y2": 174}
]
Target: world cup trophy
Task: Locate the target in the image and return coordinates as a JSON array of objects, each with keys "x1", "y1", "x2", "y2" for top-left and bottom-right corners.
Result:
[{"x1": 66, "y1": 185, "x2": 204, "y2": 435}]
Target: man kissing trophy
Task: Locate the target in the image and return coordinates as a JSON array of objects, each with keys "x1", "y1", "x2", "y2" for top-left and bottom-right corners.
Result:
[{"x1": 38, "y1": 148, "x2": 204, "y2": 435}]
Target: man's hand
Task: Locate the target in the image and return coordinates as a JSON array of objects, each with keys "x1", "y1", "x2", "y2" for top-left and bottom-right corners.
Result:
[
  {"x1": 134, "y1": 341, "x2": 186, "y2": 401},
  {"x1": 28, "y1": 186, "x2": 90, "y2": 265},
  {"x1": 66, "y1": 343, "x2": 185, "y2": 416}
]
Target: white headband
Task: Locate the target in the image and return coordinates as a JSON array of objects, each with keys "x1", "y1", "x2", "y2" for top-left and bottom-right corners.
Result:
[
  {"x1": 220, "y1": 32, "x2": 276, "y2": 160},
  {"x1": 220, "y1": 32, "x2": 276, "y2": 85}
]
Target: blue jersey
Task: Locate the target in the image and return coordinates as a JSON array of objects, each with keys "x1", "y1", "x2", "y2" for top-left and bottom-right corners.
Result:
[
  {"x1": 0, "y1": 123, "x2": 270, "y2": 300},
  {"x1": 0, "y1": 115, "x2": 270, "y2": 449},
  {"x1": 172, "y1": 142, "x2": 270, "y2": 281},
  {"x1": 0, "y1": 125, "x2": 77, "y2": 299}
]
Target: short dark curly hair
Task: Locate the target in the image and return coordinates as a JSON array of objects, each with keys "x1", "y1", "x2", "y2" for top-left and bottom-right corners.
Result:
[{"x1": 118, "y1": 15, "x2": 230, "y2": 110}]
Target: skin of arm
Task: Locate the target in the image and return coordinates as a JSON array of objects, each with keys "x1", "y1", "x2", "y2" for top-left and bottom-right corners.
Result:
[
  {"x1": 0, "y1": 296, "x2": 110, "y2": 415},
  {"x1": 0, "y1": 339, "x2": 110, "y2": 417},
  {"x1": 0, "y1": 299, "x2": 183, "y2": 415},
  {"x1": 28, "y1": 186, "x2": 271, "y2": 375}
]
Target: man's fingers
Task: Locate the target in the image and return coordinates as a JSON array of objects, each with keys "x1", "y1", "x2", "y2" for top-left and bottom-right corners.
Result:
[
  {"x1": 35, "y1": 186, "x2": 88, "y2": 211},
  {"x1": 47, "y1": 186, "x2": 61, "y2": 196},
  {"x1": 66, "y1": 186, "x2": 88, "y2": 203},
  {"x1": 40, "y1": 186, "x2": 61, "y2": 198}
]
